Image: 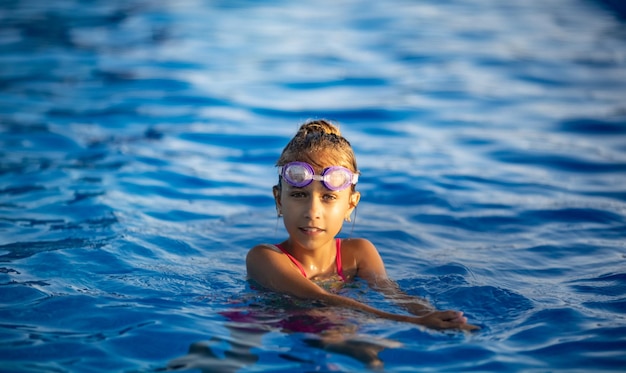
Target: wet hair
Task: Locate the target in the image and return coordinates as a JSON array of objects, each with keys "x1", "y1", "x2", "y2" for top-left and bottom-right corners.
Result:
[{"x1": 276, "y1": 119, "x2": 358, "y2": 174}]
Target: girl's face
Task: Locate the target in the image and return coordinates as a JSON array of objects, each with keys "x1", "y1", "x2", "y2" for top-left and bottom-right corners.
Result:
[{"x1": 275, "y1": 175, "x2": 359, "y2": 251}]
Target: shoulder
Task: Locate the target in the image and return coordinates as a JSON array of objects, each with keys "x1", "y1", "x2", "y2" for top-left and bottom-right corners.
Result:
[
  {"x1": 246, "y1": 243, "x2": 327, "y2": 297},
  {"x1": 246, "y1": 244, "x2": 290, "y2": 283},
  {"x1": 248, "y1": 243, "x2": 281, "y2": 254},
  {"x1": 246, "y1": 244, "x2": 282, "y2": 263},
  {"x1": 340, "y1": 237, "x2": 379, "y2": 255},
  {"x1": 340, "y1": 237, "x2": 387, "y2": 280}
]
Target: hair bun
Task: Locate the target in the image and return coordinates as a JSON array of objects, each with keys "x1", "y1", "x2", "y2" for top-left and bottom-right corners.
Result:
[
  {"x1": 276, "y1": 119, "x2": 357, "y2": 174},
  {"x1": 298, "y1": 119, "x2": 341, "y2": 137}
]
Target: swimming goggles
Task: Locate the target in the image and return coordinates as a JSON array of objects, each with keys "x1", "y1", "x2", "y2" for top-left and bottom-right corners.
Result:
[{"x1": 278, "y1": 161, "x2": 359, "y2": 191}]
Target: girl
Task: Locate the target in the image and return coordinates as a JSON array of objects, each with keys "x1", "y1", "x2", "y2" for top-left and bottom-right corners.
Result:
[{"x1": 246, "y1": 120, "x2": 477, "y2": 331}]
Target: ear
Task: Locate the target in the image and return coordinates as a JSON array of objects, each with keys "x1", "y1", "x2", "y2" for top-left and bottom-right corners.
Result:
[
  {"x1": 272, "y1": 185, "x2": 282, "y2": 209},
  {"x1": 349, "y1": 191, "x2": 360, "y2": 208},
  {"x1": 345, "y1": 191, "x2": 360, "y2": 219}
]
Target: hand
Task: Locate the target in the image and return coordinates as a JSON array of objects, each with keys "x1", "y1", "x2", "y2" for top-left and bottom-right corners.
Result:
[{"x1": 409, "y1": 310, "x2": 479, "y2": 332}]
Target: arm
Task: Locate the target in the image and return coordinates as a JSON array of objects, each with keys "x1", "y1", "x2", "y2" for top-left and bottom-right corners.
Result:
[
  {"x1": 348, "y1": 238, "x2": 435, "y2": 315},
  {"x1": 346, "y1": 238, "x2": 479, "y2": 330},
  {"x1": 370, "y1": 278, "x2": 437, "y2": 316},
  {"x1": 246, "y1": 244, "x2": 477, "y2": 331}
]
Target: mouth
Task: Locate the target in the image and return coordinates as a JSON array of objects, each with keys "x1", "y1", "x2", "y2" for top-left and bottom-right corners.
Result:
[{"x1": 299, "y1": 226, "x2": 325, "y2": 234}]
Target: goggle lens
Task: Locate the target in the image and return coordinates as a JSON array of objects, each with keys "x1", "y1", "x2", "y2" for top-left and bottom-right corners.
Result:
[{"x1": 279, "y1": 162, "x2": 358, "y2": 191}]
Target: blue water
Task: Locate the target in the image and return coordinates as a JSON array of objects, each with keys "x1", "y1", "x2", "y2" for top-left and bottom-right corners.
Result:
[{"x1": 1, "y1": 0, "x2": 625, "y2": 371}]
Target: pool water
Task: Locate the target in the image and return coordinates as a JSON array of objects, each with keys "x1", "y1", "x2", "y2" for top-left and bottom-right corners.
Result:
[{"x1": 1, "y1": 0, "x2": 625, "y2": 371}]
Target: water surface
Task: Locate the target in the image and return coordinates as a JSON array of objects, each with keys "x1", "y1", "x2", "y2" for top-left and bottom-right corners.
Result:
[{"x1": 1, "y1": 0, "x2": 625, "y2": 371}]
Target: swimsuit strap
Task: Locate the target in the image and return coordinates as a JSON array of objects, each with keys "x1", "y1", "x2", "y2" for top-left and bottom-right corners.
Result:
[
  {"x1": 274, "y1": 243, "x2": 307, "y2": 278},
  {"x1": 335, "y1": 238, "x2": 346, "y2": 282},
  {"x1": 275, "y1": 239, "x2": 346, "y2": 282}
]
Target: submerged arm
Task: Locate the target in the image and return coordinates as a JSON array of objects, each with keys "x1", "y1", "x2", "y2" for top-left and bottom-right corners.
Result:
[
  {"x1": 369, "y1": 277, "x2": 436, "y2": 316},
  {"x1": 350, "y1": 239, "x2": 479, "y2": 330}
]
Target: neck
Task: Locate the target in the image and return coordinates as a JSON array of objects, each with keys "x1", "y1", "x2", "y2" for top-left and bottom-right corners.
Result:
[{"x1": 284, "y1": 239, "x2": 336, "y2": 274}]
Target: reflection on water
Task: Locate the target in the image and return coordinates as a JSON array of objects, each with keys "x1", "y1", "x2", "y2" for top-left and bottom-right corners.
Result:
[{"x1": 167, "y1": 295, "x2": 404, "y2": 371}]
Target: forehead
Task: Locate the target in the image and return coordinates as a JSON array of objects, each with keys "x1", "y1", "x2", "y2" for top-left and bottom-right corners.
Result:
[{"x1": 286, "y1": 151, "x2": 350, "y2": 172}]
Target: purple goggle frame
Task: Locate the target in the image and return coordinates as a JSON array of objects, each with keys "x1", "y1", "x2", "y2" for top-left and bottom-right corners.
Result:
[{"x1": 278, "y1": 161, "x2": 359, "y2": 191}]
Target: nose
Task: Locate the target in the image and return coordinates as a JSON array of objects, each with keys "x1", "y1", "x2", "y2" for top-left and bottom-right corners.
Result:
[{"x1": 304, "y1": 195, "x2": 322, "y2": 220}]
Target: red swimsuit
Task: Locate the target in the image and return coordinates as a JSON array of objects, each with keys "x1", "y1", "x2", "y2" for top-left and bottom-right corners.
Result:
[{"x1": 274, "y1": 238, "x2": 346, "y2": 282}]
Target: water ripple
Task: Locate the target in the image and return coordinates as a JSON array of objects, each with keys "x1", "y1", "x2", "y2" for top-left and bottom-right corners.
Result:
[
  {"x1": 559, "y1": 117, "x2": 626, "y2": 135},
  {"x1": 0, "y1": 238, "x2": 108, "y2": 263},
  {"x1": 489, "y1": 150, "x2": 626, "y2": 173},
  {"x1": 1, "y1": 0, "x2": 625, "y2": 371}
]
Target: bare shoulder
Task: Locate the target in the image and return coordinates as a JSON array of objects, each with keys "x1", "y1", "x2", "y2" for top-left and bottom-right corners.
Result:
[
  {"x1": 246, "y1": 243, "x2": 327, "y2": 298},
  {"x1": 245, "y1": 244, "x2": 291, "y2": 289},
  {"x1": 341, "y1": 237, "x2": 387, "y2": 281},
  {"x1": 246, "y1": 244, "x2": 282, "y2": 266},
  {"x1": 341, "y1": 237, "x2": 380, "y2": 256},
  {"x1": 247, "y1": 243, "x2": 280, "y2": 255}
]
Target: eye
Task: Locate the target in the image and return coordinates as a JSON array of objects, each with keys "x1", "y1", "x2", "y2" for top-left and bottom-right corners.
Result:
[
  {"x1": 290, "y1": 191, "x2": 307, "y2": 199},
  {"x1": 322, "y1": 193, "x2": 338, "y2": 202}
]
